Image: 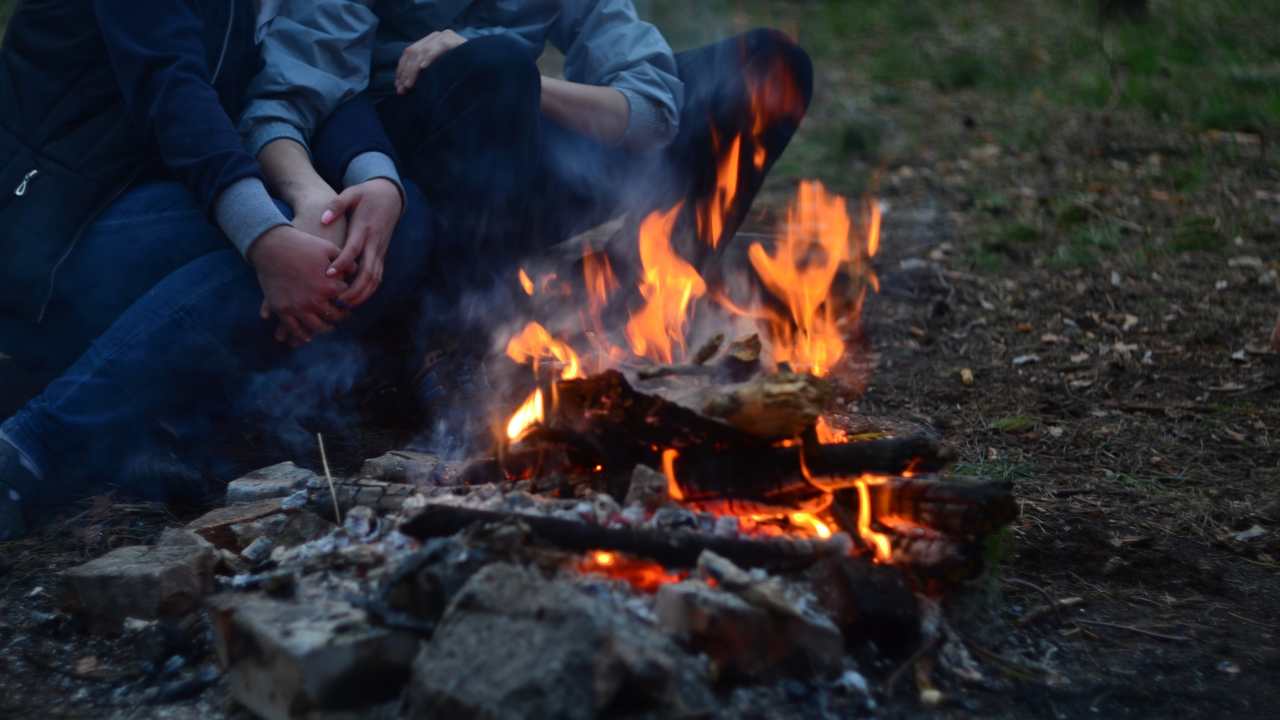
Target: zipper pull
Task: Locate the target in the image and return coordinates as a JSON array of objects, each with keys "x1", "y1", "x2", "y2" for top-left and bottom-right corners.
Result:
[{"x1": 14, "y1": 169, "x2": 38, "y2": 197}]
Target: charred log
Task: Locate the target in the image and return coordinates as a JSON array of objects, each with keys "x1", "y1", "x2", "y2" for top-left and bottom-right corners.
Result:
[{"x1": 399, "y1": 503, "x2": 841, "y2": 572}]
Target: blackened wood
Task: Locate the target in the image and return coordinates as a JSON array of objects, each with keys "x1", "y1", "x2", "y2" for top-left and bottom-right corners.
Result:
[
  {"x1": 868, "y1": 476, "x2": 1018, "y2": 538},
  {"x1": 399, "y1": 503, "x2": 840, "y2": 571}
]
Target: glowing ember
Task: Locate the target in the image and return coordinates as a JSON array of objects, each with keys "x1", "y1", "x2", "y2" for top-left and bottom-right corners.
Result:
[
  {"x1": 864, "y1": 199, "x2": 882, "y2": 260},
  {"x1": 790, "y1": 512, "x2": 832, "y2": 539},
  {"x1": 505, "y1": 321, "x2": 582, "y2": 380},
  {"x1": 746, "y1": 180, "x2": 852, "y2": 377},
  {"x1": 579, "y1": 550, "x2": 685, "y2": 592},
  {"x1": 518, "y1": 267, "x2": 535, "y2": 296},
  {"x1": 506, "y1": 388, "x2": 544, "y2": 441},
  {"x1": 624, "y1": 203, "x2": 707, "y2": 364}
]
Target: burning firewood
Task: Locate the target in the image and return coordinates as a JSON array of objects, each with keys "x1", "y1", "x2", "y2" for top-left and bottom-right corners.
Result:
[{"x1": 399, "y1": 503, "x2": 843, "y2": 572}]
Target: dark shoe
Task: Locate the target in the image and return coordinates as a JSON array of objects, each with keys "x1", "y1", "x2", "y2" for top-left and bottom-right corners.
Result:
[{"x1": 0, "y1": 440, "x2": 34, "y2": 541}]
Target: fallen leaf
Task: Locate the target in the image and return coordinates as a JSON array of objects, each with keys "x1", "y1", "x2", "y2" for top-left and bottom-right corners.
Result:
[
  {"x1": 1041, "y1": 333, "x2": 1066, "y2": 345},
  {"x1": 1233, "y1": 525, "x2": 1266, "y2": 542},
  {"x1": 1070, "y1": 352, "x2": 1091, "y2": 363},
  {"x1": 1012, "y1": 354, "x2": 1040, "y2": 366},
  {"x1": 960, "y1": 368, "x2": 974, "y2": 386},
  {"x1": 1015, "y1": 322, "x2": 1034, "y2": 333},
  {"x1": 1122, "y1": 314, "x2": 1139, "y2": 332},
  {"x1": 1230, "y1": 349, "x2": 1248, "y2": 363},
  {"x1": 1048, "y1": 426, "x2": 1065, "y2": 438}
]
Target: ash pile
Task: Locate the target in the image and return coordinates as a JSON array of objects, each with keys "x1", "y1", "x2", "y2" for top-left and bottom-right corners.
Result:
[{"x1": 53, "y1": 424, "x2": 1016, "y2": 719}]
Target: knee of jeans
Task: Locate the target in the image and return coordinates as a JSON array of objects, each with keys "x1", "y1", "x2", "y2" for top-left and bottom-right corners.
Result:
[
  {"x1": 455, "y1": 35, "x2": 542, "y2": 116},
  {"x1": 743, "y1": 28, "x2": 815, "y2": 115},
  {"x1": 383, "y1": 181, "x2": 432, "y2": 273}
]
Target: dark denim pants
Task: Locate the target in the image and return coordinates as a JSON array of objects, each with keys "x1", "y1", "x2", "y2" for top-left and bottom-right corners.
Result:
[{"x1": 1, "y1": 180, "x2": 431, "y2": 505}]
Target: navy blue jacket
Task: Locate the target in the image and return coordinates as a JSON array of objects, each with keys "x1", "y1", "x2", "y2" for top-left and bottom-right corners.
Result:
[{"x1": 0, "y1": 0, "x2": 397, "y2": 323}]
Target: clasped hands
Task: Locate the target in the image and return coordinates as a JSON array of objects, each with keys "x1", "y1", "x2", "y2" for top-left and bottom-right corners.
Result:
[{"x1": 250, "y1": 178, "x2": 402, "y2": 347}]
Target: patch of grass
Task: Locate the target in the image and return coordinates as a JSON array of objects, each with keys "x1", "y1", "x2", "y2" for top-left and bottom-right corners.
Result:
[
  {"x1": 1168, "y1": 156, "x2": 1208, "y2": 192},
  {"x1": 1050, "y1": 221, "x2": 1122, "y2": 268},
  {"x1": 930, "y1": 48, "x2": 993, "y2": 92},
  {"x1": 1171, "y1": 216, "x2": 1225, "y2": 253}
]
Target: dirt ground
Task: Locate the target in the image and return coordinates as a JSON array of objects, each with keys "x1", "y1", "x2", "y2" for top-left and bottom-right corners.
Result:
[{"x1": 2, "y1": 1, "x2": 1279, "y2": 718}]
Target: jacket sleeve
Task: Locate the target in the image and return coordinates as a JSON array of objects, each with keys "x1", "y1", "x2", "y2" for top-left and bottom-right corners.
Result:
[
  {"x1": 239, "y1": 0, "x2": 379, "y2": 159},
  {"x1": 93, "y1": 0, "x2": 287, "y2": 256},
  {"x1": 311, "y1": 95, "x2": 405, "y2": 204},
  {"x1": 549, "y1": 0, "x2": 684, "y2": 151}
]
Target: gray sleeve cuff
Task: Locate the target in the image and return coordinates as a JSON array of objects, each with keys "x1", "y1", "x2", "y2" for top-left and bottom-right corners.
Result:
[
  {"x1": 617, "y1": 87, "x2": 678, "y2": 151},
  {"x1": 245, "y1": 120, "x2": 310, "y2": 160},
  {"x1": 214, "y1": 177, "x2": 291, "y2": 257},
  {"x1": 343, "y1": 151, "x2": 406, "y2": 212}
]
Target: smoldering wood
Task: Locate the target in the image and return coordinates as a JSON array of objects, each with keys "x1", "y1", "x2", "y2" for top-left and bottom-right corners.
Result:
[
  {"x1": 399, "y1": 503, "x2": 842, "y2": 572},
  {"x1": 867, "y1": 476, "x2": 1018, "y2": 538}
]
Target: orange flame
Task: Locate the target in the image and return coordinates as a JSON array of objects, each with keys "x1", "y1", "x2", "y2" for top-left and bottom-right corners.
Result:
[
  {"x1": 864, "y1": 199, "x2": 882, "y2": 259},
  {"x1": 505, "y1": 321, "x2": 582, "y2": 380},
  {"x1": 748, "y1": 54, "x2": 807, "y2": 172},
  {"x1": 815, "y1": 417, "x2": 849, "y2": 444},
  {"x1": 506, "y1": 388, "x2": 544, "y2": 441},
  {"x1": 855, "y1": 475, "x2": 893, "y2": 562},
  {"x1": 625, "y1": 204, "x2": 706, "y2": 363},
  {"x1": 790, "y1": 512, "x2": 832, "y2": 539},
  {"x1": 747, "y1": 180, "x2": 851, "y2": 376},
  {"x1": 518, "y1": 267, "x2": 535, "y2": 296},
  {"x1": 661, "y1": 449, "x2": 685, "y2": 502},
  {"x1": 697, "y1": 131, "x2": 742, "y2": 249}
]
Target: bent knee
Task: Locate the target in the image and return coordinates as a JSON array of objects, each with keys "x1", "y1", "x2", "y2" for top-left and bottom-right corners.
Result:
[
  {"x1": 743, "y1": 28, "x2": 814, "y2": 114},
  {"x1": 452, "y1": 34, "x2": 541, "y2": 102}
]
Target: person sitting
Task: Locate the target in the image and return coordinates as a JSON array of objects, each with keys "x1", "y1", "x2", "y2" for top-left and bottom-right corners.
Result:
[
  {"x1": 0, "y1": 0, "x2": 433, "y2": 540},
  {"x1": 245, "y1": 0, "x2": 813, "y2": 293}
]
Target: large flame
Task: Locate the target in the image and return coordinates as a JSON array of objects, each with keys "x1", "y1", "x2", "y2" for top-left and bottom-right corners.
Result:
[
  {"x1": 746, "y1": 180, "x2": 852, "y2": 376},
  {"x1": 505, "y1": 321, "x2": 583, "y2": 380},
  {"x1": 624, "y1": 203, "x2": 707, "y2": 364}
]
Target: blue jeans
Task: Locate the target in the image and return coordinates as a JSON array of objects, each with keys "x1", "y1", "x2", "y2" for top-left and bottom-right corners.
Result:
[{"x1": 2, "y1": 180, "x2": 432, "y2": 505}]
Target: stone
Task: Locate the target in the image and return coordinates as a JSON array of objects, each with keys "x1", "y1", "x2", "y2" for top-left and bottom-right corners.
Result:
[
  {"x1": 403, "y1": 564, "x2": 714, "y2": 720},
  {"x1": 229, "y1": 510, "x2": 334, "y2": 550},
  {"x1": 208, "y1": 594, "x2": 419, "y2": 720},
  {"x1": 226, "y1": 462, "x2": 317, "y2": 504},
  {"x1": 240, "y1": 537, "x2": 274, "y2": 566},
  {"x1": 624, "y1": 464, "x2": 670, "y2": 510},
  {"x1": 62, "y1": 545, "x2": 215, "y2": 634},
  {"x1": 358, "y1": 450, "x2": 445, "y2": 485},
  {"x1": 156, "y1": 527, "x2": 214, "y2": 551},
  {"x1": 187, "y1": 498, "x2": 285, "y2": 550},
  {"x1": 655, "y1": 579, "x2": 843, "y2": 681},
  {"x1": 380, "y1": 538, "x2": 493, "y2": 628}
]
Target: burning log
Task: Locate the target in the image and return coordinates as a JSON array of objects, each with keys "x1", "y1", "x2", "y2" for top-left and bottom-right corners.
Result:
[
  {"x1": 645, "y1": 371, "x2": 829, "y2": 439},
  {"x1": 399, "y1": 503, "x2": 842, "y2": 572},
  {"x1": 866, "y1": 476, "x2": 1018, "y2": 539}
]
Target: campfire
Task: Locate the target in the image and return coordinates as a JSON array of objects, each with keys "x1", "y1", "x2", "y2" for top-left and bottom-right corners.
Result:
[{"x1": 51, "y1": 60, "x2": 1017, "y2": 720}]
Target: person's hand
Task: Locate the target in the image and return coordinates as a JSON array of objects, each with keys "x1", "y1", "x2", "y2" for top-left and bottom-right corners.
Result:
[
  {"x1": 291, "y1": 186, "x2": 347, "y2": 248},
  {"x1": 249, "y1": 226, "x2": 350, "y2": 347},
  {"x1": 396, "y1": 30, "x2": 467, "y2": 95},
  {"x1": 321, "y1": 179, "x2": 404, "y2": 308}
]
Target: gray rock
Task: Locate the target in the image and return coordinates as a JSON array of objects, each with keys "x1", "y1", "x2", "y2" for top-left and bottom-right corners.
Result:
[
  {"x1": 655, "y1": 579, "x2": 843, "y2": 681},
  {"x1": 358, "y1": 450, "x2": 445, "y2": 485},
  {"x1": 226, "y1": 462, "x2": 317, "y2": 504},
  {"x1": 624, "y1": 464, "x2": 670, "y2": 510},
  {"x1": 62, "y1": 545, "x2": 215, "y2": 634},
  {"x1": 208, "y1": 594, "x2": 419, "y2": 720},
  {"x1": 230, "y1": 510, "x2": 334, "y2": 550},
  {"x1": 403, "y1": 564, "x2": 714, "y2": 720},
  {"x1": 156, "y1": 527, "x2": 215, "y2": 551}
]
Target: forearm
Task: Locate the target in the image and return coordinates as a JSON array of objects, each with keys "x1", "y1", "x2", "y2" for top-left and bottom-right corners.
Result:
[
  {"x1": 257, "y1": 139, "x2": 333, "y2": 206},
  {"x1": 540, "y1": 77, "x2": 630, "y2": 144}
]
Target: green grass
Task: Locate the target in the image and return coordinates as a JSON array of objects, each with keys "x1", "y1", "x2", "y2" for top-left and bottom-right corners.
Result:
[{"x1": 645, "y1": 0, "x2": 1280, "y2": 134}]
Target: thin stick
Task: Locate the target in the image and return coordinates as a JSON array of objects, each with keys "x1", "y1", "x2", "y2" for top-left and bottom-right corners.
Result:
[
  {"x1": 1072, "y1": 619, "x2": 1190, "y2": 642},
  {"x1": 317, "y1": 433, "x2": 342, "y2": 524}
]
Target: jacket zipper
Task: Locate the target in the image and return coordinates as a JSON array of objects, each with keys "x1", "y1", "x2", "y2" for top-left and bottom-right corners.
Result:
[
  {"x1": 14, "y1": 169, "x2": 38, "y2": 196},
  {"x1": 37, "y1": 0, "x2": 238, "y2": 323}
]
